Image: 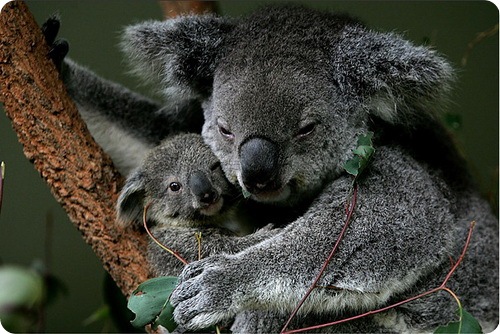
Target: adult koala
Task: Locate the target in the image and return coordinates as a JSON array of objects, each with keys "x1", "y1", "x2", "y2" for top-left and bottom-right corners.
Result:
[{"x1": 48, "y1": 4, "x2": 498, "y2": 333}]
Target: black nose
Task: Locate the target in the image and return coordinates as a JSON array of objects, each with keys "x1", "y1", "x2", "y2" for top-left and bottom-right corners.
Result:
[
  {"x1": 188, "y1": 171, "x2": 218, "y2": 205},
  {"x1": 239, "y1": 137, "x2": 279, "y2": 193}
]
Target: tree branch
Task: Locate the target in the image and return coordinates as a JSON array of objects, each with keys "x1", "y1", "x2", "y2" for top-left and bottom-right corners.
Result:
[
  {"x1": 0, "y1": 1, "x2": 150, "y2": 297},
  {"x1": 159, "y1": 1, "x2": 218, "y2": 19}
]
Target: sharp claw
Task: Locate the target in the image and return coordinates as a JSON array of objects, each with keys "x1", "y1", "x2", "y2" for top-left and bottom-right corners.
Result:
[
  {"x1": 48, "y1": 39, "x2": 69, "y2": 72},
  {"x1": 41, "y1": 15, "x2": 68, "y2": 73},
  {"x1": 41, "y1": 15, "x2": 60, "y2": 45}
]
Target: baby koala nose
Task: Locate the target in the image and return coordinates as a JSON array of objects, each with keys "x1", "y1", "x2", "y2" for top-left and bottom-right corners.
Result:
[{"x1": 188, "y1": 171, "x2": 219, "y2": 205}]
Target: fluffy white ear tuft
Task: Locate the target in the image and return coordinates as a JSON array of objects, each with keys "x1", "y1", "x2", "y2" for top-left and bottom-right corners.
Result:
[
  {"x1": 116, "y1": 170, "x2": 146, "y2": 228},
  {"x1": 334, "y1": 27, "x2": 455, "y2": 124}
]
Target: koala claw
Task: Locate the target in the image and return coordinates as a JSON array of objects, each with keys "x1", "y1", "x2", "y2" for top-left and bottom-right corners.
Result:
[
  {"x1": 48, "y1": 40, "x2": 69, "y2": 71},
  {"x1": 171, "y1": 255, "x2": 238, "y2": 329},
  {"x1": 41, "y1": 16, "x2": 69, "y2": 72},
  {"x1": 41, "y1": 15, "x2": 60, "y2": 45},
  {"x1": 177, "y1": 258, "x2": 208, "y2": 281}
]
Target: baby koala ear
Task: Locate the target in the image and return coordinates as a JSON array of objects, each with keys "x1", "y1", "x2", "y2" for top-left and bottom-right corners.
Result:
[
  {"x1": 116, "y1": 169, "x2": 146, "y2": 228},
  {"x1": 121, "y1": 14, "x2": 234, "y2": 98}
]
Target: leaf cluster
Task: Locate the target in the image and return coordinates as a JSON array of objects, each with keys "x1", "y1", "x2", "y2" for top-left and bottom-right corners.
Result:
[{"x1": 0, "y1": 263, "x2": 66, "y2": 332}]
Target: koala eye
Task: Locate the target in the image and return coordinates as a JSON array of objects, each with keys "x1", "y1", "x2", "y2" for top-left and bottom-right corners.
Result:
[
  {"x1": 296, "y1": 122, "x2": 317, "y2": 139},
  {"x1": 210, "y1": 161, "x2": 221, "y2": 171},
  {"x1": 169, "y1": 182, "x2": 182, "y2": 192},
  {"x1": 217, "y1": 119, "x2": 235, "y2": 140}
]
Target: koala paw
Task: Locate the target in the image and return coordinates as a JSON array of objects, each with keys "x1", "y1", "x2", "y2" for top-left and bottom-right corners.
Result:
[
  {"x1": 41, "y1": 15, "x2": 69, "y2": 72},
  {"x1": 170, "y1": 254, "x2": 244, "y2": 330}
]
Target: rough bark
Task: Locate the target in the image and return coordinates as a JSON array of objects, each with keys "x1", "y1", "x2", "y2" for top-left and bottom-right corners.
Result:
[
  {"x1": 0, "y1": 1, "x2": 150, "y2": 297},
  {"x1": 159, "y1": 0, "x2": 218, "y2": 18}
]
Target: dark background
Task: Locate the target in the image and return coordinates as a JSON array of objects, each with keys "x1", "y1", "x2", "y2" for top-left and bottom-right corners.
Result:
[{"x1": 0, "y1": 1, "x2": 497, "y2": 332}]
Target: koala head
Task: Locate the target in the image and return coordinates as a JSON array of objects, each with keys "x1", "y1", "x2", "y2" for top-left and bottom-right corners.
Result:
[
  {"x1": 122, "y1": 5, "x2": 453, "y2": 206},
  {"x1": 116, "y1": 133, "x2": 235, "y2": 227}
]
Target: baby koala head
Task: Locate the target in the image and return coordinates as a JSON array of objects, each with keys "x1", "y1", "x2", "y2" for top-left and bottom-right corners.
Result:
[{"x1": 116, "y1": 133, "x2": 235, "y2": 228}]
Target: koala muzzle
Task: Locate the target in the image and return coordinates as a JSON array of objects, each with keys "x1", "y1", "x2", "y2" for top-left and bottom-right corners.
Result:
[
  {"x1": 188, "y1": 171, "x2": 218, "y2": 205},
  {"x1": 239, "y1": 137, "x2": 280, "y2": 193}
]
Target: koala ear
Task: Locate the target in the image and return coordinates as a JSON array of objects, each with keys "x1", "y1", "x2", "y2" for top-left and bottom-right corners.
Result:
[
  {"x1": 116, "y1": 170, "x2": 146, "y2": 228},
  {"x1": 121, "y1": 14, "x2": 234, "y2": 98},
  {"x1": 334, "y1": 27, "x2": 454, "y2": 124}
]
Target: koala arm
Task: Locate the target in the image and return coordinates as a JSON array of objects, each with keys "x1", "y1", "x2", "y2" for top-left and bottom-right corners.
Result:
[
  {"x1": 60, "y1": 59, "x2": 204, "y2": 175},
  {"x1": 42, "y1": 17, "x2": 205, "y2": 175},
  {"x1": 170, "y1": 146, "x2": 458, "y2": 330},
  {"x1": 147, "y1": 224, "x2": 282, "y2": 277}
]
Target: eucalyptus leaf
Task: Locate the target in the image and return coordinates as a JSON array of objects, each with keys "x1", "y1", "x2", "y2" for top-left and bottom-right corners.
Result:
[
  {"x1": 344, "y1": 156, "x2": 361, "y2": 176},
  {"x1": 242, "y1": 188, "x2": 252, "y2": 199},
  {"x1": 0, "y1": 266, "x2": 44, "y2": 311},
  {"x1": 154, "y1": 300, "x2": 177, "y2": 332},
  {"x1": 357, "y1": 132, "x2": 374, "y2": 146},
  {"x1": 343, "y1": 132, "x2": 375, "y2": 178},
  {"x1": 127, "y1": 276, "x2": 178, "y2": 329},
  {"x1": 434, "y1": 309, "x2": 482, "y2": 334},
  {"x1": 352, "y1": 145, "x2": 375, "y2": 159}
]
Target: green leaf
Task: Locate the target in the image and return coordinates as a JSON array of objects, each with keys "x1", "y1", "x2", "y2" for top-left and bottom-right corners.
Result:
[
  {"x1": 357, "y1": 132, "x2": 374, "y2": 147},
  {"x1": 83, "y1": 305, "x2": 110, "y2": 326},
  {"x1": 0, "y1": 266, "x2": 44, "y2": 333},
  {"x1": 127, "y1": 276, "x2": 178, "y2": 330},
  {"x1": 0, "y1": 266, "x2": 44, "y2": 311},
  {"x1": 30, "y1": 260, "x2": 67, "y2": 306},
  {"x1": 344, "y1": 156, "x2": 361, "y2": 176},
  {"x1": 343, "y1": 132, "x2": 375, "y2": 178},
  {"x1": 434, "y1": 309, "x2": 482, "y2": 334},
  {"x1": 154, "y1": 300, "x2": 177, "y2": 332},
  {"x1": 242, "y1": 188, "x2": 252, "y2": 199},
  {"x1": 352, "y1": 145, "x2": 375, "y2": 159}
]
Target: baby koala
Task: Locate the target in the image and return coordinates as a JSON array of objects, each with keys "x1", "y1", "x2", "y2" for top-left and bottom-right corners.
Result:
[
  {"x1": 116, "y1": 133, "x2": 256, "y2": 275},
  {"x1": 117, "y1": 133, "x2": 240, "y2": 231}
]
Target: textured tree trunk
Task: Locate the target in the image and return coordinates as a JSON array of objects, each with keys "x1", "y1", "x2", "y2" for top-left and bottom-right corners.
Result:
[
  {"x1": 159, "y1": 0, "x2": 218, "y2": 18},
  {"x1": 0, "y1": 1, "x2": 150, "y2": 297}
]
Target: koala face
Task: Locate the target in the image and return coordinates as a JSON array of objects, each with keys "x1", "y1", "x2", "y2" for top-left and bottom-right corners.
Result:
[
  {"x1": 206, "y1": 81, "x2": 359, "y2": 205},
  {"x1": 201, "y1": 30, "x2": 366, "y2": 206},
  {"x1": 117, "y1": 134, "x2": 236, "y2": 226}
]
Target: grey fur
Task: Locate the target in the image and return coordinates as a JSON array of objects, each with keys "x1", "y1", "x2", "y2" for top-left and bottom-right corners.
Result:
[
  {"x1": 116, "y1": 133, "x2": 275, "y2": 277},
  {"x1": 60, "y1": 59, "x2": 204, "y2": 175},
  {"x1": 57, "y1": 4, "x2": 497, "y2": 333},
  {"x1": 116, "y1": 133, "x2": 235, "y2": 229}
]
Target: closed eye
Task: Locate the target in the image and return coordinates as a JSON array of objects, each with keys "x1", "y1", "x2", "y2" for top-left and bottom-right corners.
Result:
[
  {"x1": 217, "y1": 119, "x2": 235, "y2": 140},
  {"x1": 296, "y1": 122, "x2": 316, "y2": 139},
  {"x1": 210, "y1": 161, "x2": 221, "y2": 171}
]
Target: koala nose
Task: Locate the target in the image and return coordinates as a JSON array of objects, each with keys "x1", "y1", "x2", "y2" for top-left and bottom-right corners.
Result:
[
  {"x1": 239, "y1": 137, "x2": 279, "y2": 193},
  {"x1": 188, "y1": 171, "x2": 218, "y2": 205}
]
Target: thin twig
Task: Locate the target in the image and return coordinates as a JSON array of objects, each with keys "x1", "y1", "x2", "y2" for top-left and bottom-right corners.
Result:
[
  {"x1": 281, "y1": 185, "x2": 358, "y2": 333},
  {"x1": 461, "y1": 24, "x2": 499, "y2": 66},
  {"x1": 143, "y1": 203, "x2": 189, "y2": 265},
  {"x1": 0, "y1": 161, "x2": 4, "y2": 215},
  {"x1": 281, "y1": 221, "x2": 476, "y2": 334},
  {"x1": 195, "y1": 232, "x2": 203, "y2": 261}
]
